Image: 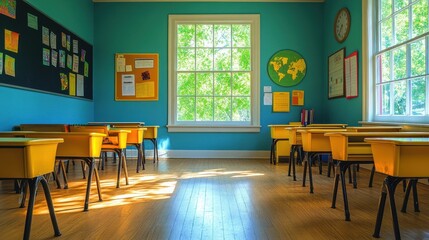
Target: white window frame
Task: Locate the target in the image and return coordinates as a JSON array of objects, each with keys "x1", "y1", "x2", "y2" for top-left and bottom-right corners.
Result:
[
  {"x1": 167, "y1": 14, "x2": 260, "y2": 132},
  {"x1": 363, "y1": 0, "x2": 429, "y2": 124}
]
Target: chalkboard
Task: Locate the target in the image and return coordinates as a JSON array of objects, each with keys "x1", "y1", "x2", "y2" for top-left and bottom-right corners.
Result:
[{"x1": 0, "y1": 0, "x2": 93, "y2": 100}]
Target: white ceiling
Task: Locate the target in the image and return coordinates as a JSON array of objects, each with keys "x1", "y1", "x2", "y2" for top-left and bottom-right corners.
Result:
[{"x1": 93, "y1": 0, "x2": 324, "y2": 2}]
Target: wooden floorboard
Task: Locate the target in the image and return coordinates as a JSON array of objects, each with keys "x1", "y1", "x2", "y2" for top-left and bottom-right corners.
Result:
[{"x1": 1, "y1": 158, "x2": 429, "y2": 240}]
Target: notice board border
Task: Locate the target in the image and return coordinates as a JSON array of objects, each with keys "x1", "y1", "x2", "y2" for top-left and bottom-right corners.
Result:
[{"x1": 114, "y1": 53, "x2": 159, "y2": 101}]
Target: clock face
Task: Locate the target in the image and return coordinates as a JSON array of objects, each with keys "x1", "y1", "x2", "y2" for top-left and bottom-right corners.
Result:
[{"x1": 334, "y1": 8, "x2": 350, "y2": 43}]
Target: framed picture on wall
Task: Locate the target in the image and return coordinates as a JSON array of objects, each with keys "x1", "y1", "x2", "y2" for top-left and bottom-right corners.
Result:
[{"x1": 328, "y1": 48, "x2": 345, "y2": 99}]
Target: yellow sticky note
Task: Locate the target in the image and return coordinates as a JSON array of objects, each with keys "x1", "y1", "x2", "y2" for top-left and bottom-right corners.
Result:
[{"x1": 5, "y1": 54, "x2": 15, "y2": 77}]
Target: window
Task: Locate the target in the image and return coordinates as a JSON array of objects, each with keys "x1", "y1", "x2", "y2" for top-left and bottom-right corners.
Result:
[
  {"x1": 168, "y1": 15, "x2": 260, "y2": 132},
  {"x1": 367, "y1": 0, "x2": 429, "y2": 123}
]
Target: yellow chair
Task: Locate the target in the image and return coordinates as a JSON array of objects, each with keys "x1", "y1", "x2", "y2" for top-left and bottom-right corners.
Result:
[
  {"x1": 143, "y1": 126, "x2": 159, "y2": 163},
  {"x1": 69, "y1": 125, "x2": 131, "y2": 188}
]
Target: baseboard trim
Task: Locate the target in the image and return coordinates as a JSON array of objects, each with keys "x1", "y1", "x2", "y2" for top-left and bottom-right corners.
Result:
[{"x1": 125, "y1": 149, "x2": 270, "y2": 159}]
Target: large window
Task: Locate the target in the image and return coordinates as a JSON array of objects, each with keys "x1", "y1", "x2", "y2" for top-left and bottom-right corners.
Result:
[
  {"x1": 168, "y1": 15, "x2": 260, "y2": 132},
  {"x1": 369, "y1": 0, "x2": 429, "y2": 123}
]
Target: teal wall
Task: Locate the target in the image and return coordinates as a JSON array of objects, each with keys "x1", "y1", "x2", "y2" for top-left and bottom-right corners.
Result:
[
  {"x1": 0, "y1": 0, "x2": 94, "y2": 131},
  {"x1": 322, "y1": 0, "x2": 363, "y2": 126},
  {"x1": 93, "y1": 2, "x2": 324, "y2": 150}
]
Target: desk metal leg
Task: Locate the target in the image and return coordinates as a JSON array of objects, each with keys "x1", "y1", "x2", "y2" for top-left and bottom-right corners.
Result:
[
  {"x1": 373, "y1": 176, "x2": 402, "y2": 239},
  {"x1": 270, "y1": 139, "x2": 276, "y2": 164},
  {"x1": 401, "y1": 179, "x2": 419, "y2": 213},
  {"x1": 308, "y1": 153, "x2": 314, "y2": 194},
  {"x1": 116, "y1": 150, "x2": 122, "y2": 188},
  {"x1": 24, "y1": 177, "x2": 61, "y2": 240},
  {"x1": 84, "y1": 159, "x2": 95, "y2": 211},
  {"x1": 369, "y1": 165, "x2": 375, "y2": 187},
  {"x1": 339, "y1": 162, "x2": 351, "y2": 221},
  {"x1": 288, "y1": 144, "x2": 294, "y2": 176},
  {"x1": 40, "y1": 177, "x2": 61, "y2": 237},
  {"x1": 302, "y1": 152, "x2": 308, "y2": 187},
  {"x1": 331, "y1": 162, "x2": 340, "y2": 209}
]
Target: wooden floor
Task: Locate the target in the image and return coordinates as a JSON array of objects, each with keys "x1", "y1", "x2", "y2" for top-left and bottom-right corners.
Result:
[{"x1": 1, "y1": 157, "x2": 429, "y2": 240}]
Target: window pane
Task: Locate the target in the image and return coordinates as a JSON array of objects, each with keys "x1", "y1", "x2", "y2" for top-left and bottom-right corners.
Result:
[
  {"x1": 394, "y1": 0, "x2": 408, "y2": 11},
  {"x1": 380, "y1": 0, "x2": 393, "y2": 19},
  {"x1": 379, "y1": 51, "x2": 392, "y2": 82},
  {"x1": 392, "y1": 46, "x2": 406, "y2": 80},
  {"x1": 412, "y1": 0, "x2": 429, "y2": 38},
  {"x1": 177, "y1": 97, "x2": 195, "y2": 121},
  {"x1": 214, "y1": 97, "x2": 232, "y2": 121},
  {"x1": 395, "y1": 8, "x2": 409, "y2": 44},
  {"x1": 196, "y1": 97, "x2": 213, "y2": 121},
  {"x1": 196, "y1": 48, "x2": 214, "y2": 71},
  {"x1": 177, "y1": 24, "x2": 195, "y2": 47},
  {"x1": 214, "y1": 48, "x2": 231, "y2": 71},
  {"x1": 214, "y1": 73, "x2": 231, "y2": 96},
  {"x1": 177, "y1": 48, "x2": 195, "y2": 71},
  {"x1": 410, "y1": 39, "x2": 426, "y2": 77},
  {"x1": 380, "y1": 18, "x2": 393, "y2": 50},
  {"x1": 177, "y1": 73, "x2": 195, "y2": 96},
  {"x1": 232, "y1": 48, "x2": 251, "y2": 71},
  {"x1": 232, "y1": 73, "x2": 251, "y2": 96},
  {"x1": 411, "y1": 78, "x2": 426, "y2": 115},
  {"x1": 378, "y1": 83, "x2": 391, "y2": 115},
  {"x1": 232, "y1": 97, "x2": 250, "y2": 121},
  {"x1": 232, "y1": 24, "x2": 250, "y2": 47},
  {"x1": 393, "y1": 80, "x2": 407, "y2": 115},
  {"x1": 214, "y1": 25, "x2": 231, "y2": 47},
  {"x1": 196, "y1": 73, "x2": 213, "y2": 96},
  {"x1": 196, "y1": 24, "x2": 213, "y2": 47}
]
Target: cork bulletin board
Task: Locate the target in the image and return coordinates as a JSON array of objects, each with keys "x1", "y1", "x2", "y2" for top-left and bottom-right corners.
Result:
[{"x1": 114, "y1": 53, "x2": 159, "y2": 101}]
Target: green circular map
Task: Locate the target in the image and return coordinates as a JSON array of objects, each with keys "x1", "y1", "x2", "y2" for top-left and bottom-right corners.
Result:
[{"x1": 267, "y1": 49, "x2": 306, "y2": 87}]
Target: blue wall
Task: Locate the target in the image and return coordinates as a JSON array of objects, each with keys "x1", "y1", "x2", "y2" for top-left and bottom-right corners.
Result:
[
  {"x1": 322, "y1": 0, "x2": 363, "y2": 126},
  {"x1": 93, "y1": 2, "x2": 324, "y2": 151},
  {"x1": 0, "y1": 0, "x2": 94, "y2": 131}
]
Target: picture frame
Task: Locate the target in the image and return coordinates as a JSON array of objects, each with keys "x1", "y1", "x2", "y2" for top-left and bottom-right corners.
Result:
[{"x1": 328, "y1": 48, "x2": 345, "y2": 99}]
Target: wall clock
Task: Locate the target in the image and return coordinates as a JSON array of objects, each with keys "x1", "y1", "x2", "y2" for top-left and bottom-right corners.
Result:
[{"x1": 334, "y1": 7, "x2": 351, "y2": 43}]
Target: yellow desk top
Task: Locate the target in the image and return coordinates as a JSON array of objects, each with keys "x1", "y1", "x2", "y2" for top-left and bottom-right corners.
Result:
[
  {"x1": 364, "y1": 137, "x2": 429, "y2": 145},
  {"x1": 346, "y1": 126, "x2": 403, "y2": 132},
  {"x1": 307, "y1": 123, "x2": 347, "y2": 128},
  {"x1": 326, "y1": 131, "x2": 429, "y2": 138},
  {"x1": 0, "y1": 137, "x2": 64, "y2": 146}
]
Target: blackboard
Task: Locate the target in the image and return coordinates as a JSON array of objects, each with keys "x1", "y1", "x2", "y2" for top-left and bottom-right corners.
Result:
[{"x1": 0, "y1": 0, "x2": 93, "y2": 100}]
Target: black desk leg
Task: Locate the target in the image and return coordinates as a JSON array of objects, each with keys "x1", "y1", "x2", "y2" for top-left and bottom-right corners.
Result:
[
  {"x1": 401, "y1": 179, "x2": 419, "y2": 213},
  {"x1": 270, "y1": 139, "x2": 276, "y2": 164},
  {"x1": 373, "y1": 176, "x2": 402, "y2": 239},
  {"x1": 24, "y1": 177, "x2": 61, "y2": 240},
  {"x1": 340, "y1": 163, "x2": 351, "y2": 221},
  {"x1": 369, "y1": 165, "x2": 375, "y2": 187},
  {"x1": 288, "y1": 145, "x2": 294, "y2": 176},
  {"x1": 302, "y1": 152, "x2": 308, "y2": 187},
  {"x1": 308, "y1": 153, "x2": 314, "y2": 194},
  {"x1": 331, "y1": 161, "x2": 340, "y2": 209},
  {"x1": 40, "y1": 177, "x2": 61, "y2": 237},
  {"x1": 84, "y1": 159, "x2": 95, "y2": 211}
]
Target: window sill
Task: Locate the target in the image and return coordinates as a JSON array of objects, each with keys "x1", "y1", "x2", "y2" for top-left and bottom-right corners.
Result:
[{"x1": 166, "y1": 125, "x2": 261, "y2": 133}]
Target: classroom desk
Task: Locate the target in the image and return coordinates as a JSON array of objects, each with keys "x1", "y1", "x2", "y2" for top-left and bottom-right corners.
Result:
[
  {"x1": 23, "y1": 132, "x2": 106, "y2": 211},
  {"x1": 268, "y1": 124, "x2": 300, "y2": 165},
  {"x1": 112, "y1": 127, "x2": 146, "y2": 172},
  {"x1": 365, "y1": 137, "x2": 429, "y2": 240},
  {"x1": 298, "y1": 128, "x2": 347, "y2": 193},
  {"x1": 307, "y1": 123, "x2": 348, "y2": 128},
  {"x1": 326, "y1": 131, "x2": 429, "y2": 221},
  {"x1": 285, "y1": 126, "x2": 345, "y2": 181},
  {"x1": 0, "y1": 138, "x2": 63, "y2": 240}
]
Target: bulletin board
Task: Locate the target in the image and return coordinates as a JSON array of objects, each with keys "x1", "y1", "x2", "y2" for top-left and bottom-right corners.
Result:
[
  {"x1": 0, "y1": 0, "x2": 93, "y2": 100},
  {"x1": 115, "y1": 53, "x2": 159, "y2": 101}
]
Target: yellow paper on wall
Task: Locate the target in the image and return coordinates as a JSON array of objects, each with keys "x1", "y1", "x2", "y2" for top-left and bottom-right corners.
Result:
[
  {"x1": 69, "y1": 73, "x2": 76, "y2": 96},
  {"x1": 273, "y1": 92, "x2": 290, "y2": 112}
]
